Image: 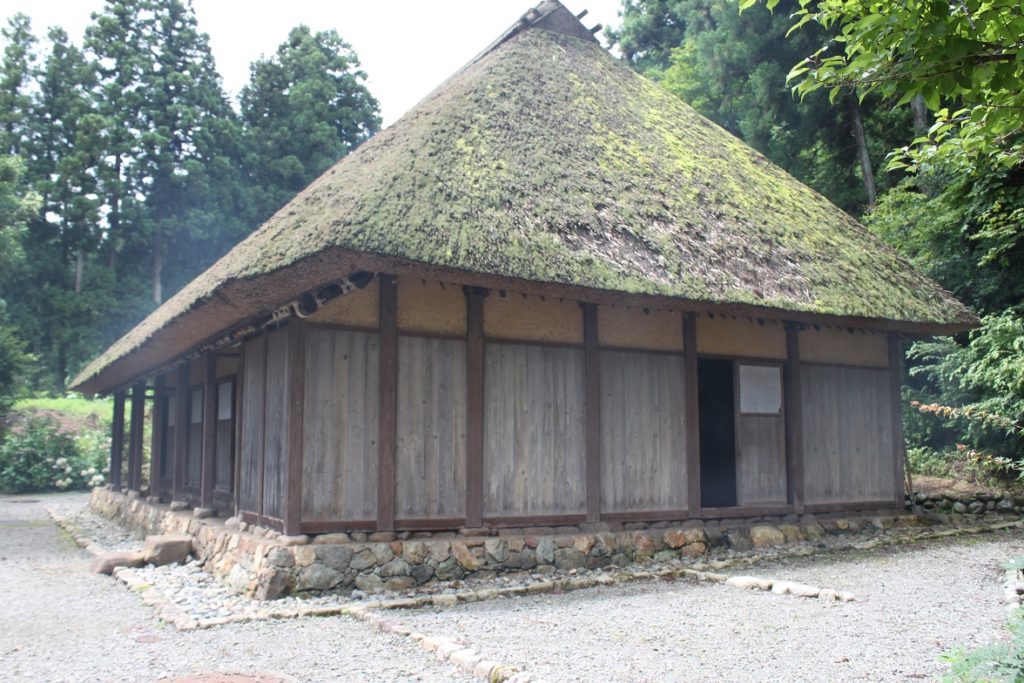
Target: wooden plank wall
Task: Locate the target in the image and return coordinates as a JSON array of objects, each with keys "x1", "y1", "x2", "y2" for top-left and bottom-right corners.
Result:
[
  {"x1": 186, "y1": 387, "x2": 203, "y2": 488},
  {"x1": 396, "y1": 336, "x2": 468, "y2": 519},
  {"x1": 599, "y1": 350, "x2": 687, "y2": 513},
  {"x1": 301, "y1": 327, "x2": 380, "y2": 522},
  {"x1": 801, "y1": 365, "x2": 896, "y2": 504},
  {"x1": 483, "y1": 343, "x2": 586, "y2": 517},
  {"x1": 262, "y1": 328, "x2": 290, "y2": 519},
  {"x1": 238, "y1": 335, "x2": 266, "y2": 514},
  {"x1": 736, "y1": 415, "x2": 787, "y2": 505}
]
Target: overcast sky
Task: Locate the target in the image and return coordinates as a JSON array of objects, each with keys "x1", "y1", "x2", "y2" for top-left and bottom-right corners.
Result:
[{"x1": 0, "y1": 0, "x2": 624, "y2": 126}]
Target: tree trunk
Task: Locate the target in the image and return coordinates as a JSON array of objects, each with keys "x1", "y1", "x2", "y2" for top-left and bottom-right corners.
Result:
[
  {"x1": 74, "y1": 249, "x2": 83, "y2": 294},
  {"x1": 911, "y1": 94, "x2": 929, "y2": 138},
  {"x1": 848, "y1": 96, "x2": 877, "y2": 211},
  {"x1": 109, "y1": 156, "x2": 121, "y2": 272},
  {"x1": 153, "y1": 225, "x2": 163, "y2": 305}
]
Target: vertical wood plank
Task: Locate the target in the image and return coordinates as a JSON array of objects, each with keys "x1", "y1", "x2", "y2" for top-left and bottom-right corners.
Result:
[
  {"x1": 785, "y1": 325, "x2": 804, "y2": 513},
  {"x1": 258, "y1": 331, "x2": 269, "y2": 519},
  {"x1": 377, "y1": 275, "x2": 397, "y2": 531},
  {"x1": 173, "y1": 362, "x2": 189, "y2": 502},
  {"x1": 233, "y1": 347, "x2": 244, "y2": 516},
  {"x1": 110, "y1": 391, "x2": 125, "y2": 490},
  {"x1": 683, "y1": 314, "x2": 701, "y2": 516},
  {"x1": 889, "y1": 333, "x2": 906, "y2": 507},
  {"x1": 200, "y1": 353, "x2": 217, "y2": 512},
  {"x1": 465, "y1": 289, "x2": 485, "y2": 527},
  {"x1": 285, "y1": 321, "x2": 306, "y2": 535},
  {"x1": 149, "y1": 374, "x2": 165, "y2": 500},
  {"x1": 128, "y1": 382, "x2": 146, "y2": 491},
  {"x1": 583, "y1": 303, "x2": 601, "y2": 523}
]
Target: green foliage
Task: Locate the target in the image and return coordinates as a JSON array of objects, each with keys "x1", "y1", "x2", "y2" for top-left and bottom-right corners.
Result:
[
  {"x1": 240, "y1": 25, "x2": 380, "y2": 220},
  {"x1": 943, "y1": 607, "x2": 1024, "y2": 682},
  {"x1": 770, "y1": 0, "x2": 1024, "y2": 172},
  {"x1": 13, "y1": 394, "x2": 112, "y2": 424},
  {"x1": 0, "y1": 413, "x2": 108, "y2": 493}
]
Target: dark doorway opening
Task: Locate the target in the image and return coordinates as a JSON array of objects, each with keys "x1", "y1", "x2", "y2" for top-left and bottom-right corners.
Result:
[{"x1": 698, "y1": 357, "x2": 736, "y2": 508}]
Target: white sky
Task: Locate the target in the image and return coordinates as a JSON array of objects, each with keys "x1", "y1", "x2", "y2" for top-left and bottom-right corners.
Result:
[{"x1": 0, "y1": 0, "x2": 623, "y2": 126}]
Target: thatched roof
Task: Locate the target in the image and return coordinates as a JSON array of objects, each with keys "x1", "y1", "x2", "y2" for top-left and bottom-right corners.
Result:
[{"x1": 72, "y1": 0, "x2": 975, "y2": 394}]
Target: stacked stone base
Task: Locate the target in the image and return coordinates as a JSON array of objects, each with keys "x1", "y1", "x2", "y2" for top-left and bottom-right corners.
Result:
[{"x1": 89, "y1": 488, "x2": 1014, "y2": 601}]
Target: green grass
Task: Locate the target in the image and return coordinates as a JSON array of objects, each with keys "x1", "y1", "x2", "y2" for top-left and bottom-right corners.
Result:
[{"x1": 12, "y1": 394, "x2": 113, "y2": 425}]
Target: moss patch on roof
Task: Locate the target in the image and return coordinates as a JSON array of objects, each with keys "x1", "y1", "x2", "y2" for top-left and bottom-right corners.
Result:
[{"x1": 73, "y1": 26, "x2": 974, "y2": 391}]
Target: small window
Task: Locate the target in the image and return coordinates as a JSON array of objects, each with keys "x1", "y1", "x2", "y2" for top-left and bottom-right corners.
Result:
[{"x1": 738, "y1": 364, "x2": 782, "y2": 415}]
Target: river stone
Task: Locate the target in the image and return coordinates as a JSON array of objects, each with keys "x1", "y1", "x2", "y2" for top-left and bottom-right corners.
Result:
[
  {"x1": 384, "y1": 576, "x2": 416, "y2": 592},
  {"x1": 141, "y1": 534, "x2": 192, "y2": 566},
  {"x1": 435, "y1": 557, "x2": 464, "y2": 581},
  {"x1": 315, "y1": 545, "x2": 354, "y2": 570},
  {"x1": 91, "y1": 551, "x2": 145, "y2": 575},
  {"x1": 312, "y1": 532, "x2": 351, "y2": 544},
  {"x1": 724, "y1": 529, "x2": 753, "y2": 551},
  {"x1": 380, "y1": 558, "x2": 412, "y2": 577},
  {"x1": 632, "y1": 531, "x2": 656, "y2": 559},
  {"x1": 749, "y1": 526, "x2": 785, "y2": 548},
  {"x1": 998, "y1": 498, "x2": 1015, "y2": 512},
  {"x1": 800, "y1": 523, "x2": 825, "y2": 541},
  {"x1": 680, "y1": 542, "x2": 706, "y2": 557},
  {"x1": 452, "y1": 542, "x2": 482, "y2": 571},
  {"x1": 297, "y1": 564, "x2": 344, "y2": 591},
  {"x1": 536, "y1": 538, "x2": 556, "y2": 564},
  {"x1": 253, "y1": 567, "x2": 295, "y2": 600},
  {"x1": 726, "y1": 576, "x2": 773, "y2": 591},
  {"x1": 952, "y1": 501, "x2": 968, "y2": 514},
  {"x1": 370, "y1": 542, "x2": 394, "y2": 564},
  {"x1": 663, "y1": 529, "x2": 687, "y2": 549},
  {"x1": 484, "y1": 538, "x2": 509, "y2": 563},
  {"x1": 350, "y1": 548, "x2": 377, "y2": 571},
  {"x1": 778, "y1": 524, "x2": 804, "y2": 543},
  {"x1": 403, "y1": 541, "x2": 429, "y2": 564},
  {"x1": 410, "y1": 563, "x2": 434, "y2": 584},
  {"x1": 354, "y1": 572, "x2": 384, "y2": 594},
  {"x1": 554, "y1": 548, "x2": 585, "y2": 570},
  {"x1": 519, "y1": 548, "x2": 537, "y2": 569},
  {"x1": 266, "y1": 546, "x2": 295, "y2": 569}
]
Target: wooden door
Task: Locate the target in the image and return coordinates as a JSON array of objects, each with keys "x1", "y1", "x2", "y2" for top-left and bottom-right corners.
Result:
[{"x1": 735, "y1": 363, "x2": 787, "y2": 506}]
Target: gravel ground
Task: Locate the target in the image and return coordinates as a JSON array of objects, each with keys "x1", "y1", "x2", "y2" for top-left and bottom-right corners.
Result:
[
  {"x1": 394, "y1": 530, "x2": 1024, "y2": 682},
  {"x1": 0, "y1": 492, "x2": 475, "y2": 683}
]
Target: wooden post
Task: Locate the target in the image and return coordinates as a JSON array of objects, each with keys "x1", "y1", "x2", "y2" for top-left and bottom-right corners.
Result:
[
  {"x1": 465, "y1": 288, "x2": 486, "y2": 528},
  {"x1": 128, "y1": 382, "x2": 146, "y2": 493},
  {"x1": 233, "y1": 347, "x2": 245, "y2": 517},
  {"x1": 583, "y1": 303, "x2": 601, "y2": 523},
  {"x1": 110, "y1": 391, "x2": 125, "y2": 490},
  {"x1": 377, "y1": 275, "x2": 397, "y2": 532},
  {"x1": 784, "y1": 324, "x2": 805, "y2": 514},
  {"x1": 889, "y1": 333, "x2": 908, "y2": 508},
  {"x1": 284, "y1": 322, "x2": 306, "y2": 536},
  {"x1": 683, "y1": 314, "x2": 701, "y2": 517},
  {"x1": 148, "y1": 374, "x2": 165, "y2": 502},
  {"x1": 197, "y1": 353, "x2": 217, "y2": 516},
  {"x1": 171, "y1": 361, "x2": 190, "y2": 508}
]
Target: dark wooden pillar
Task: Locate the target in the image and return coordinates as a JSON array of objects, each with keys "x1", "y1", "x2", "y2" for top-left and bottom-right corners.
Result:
[
  {"x1": 197, "y1": 353, "x2": 217, "y2": 516},
  {"x1": 683, "y1": 313, "x2": 701, "y2": 518},
  {"x1": 128, "y1": 381, "x2": 146, "y2": 492},
  {"x1": 784, "y1": 324, "x2": 805, "y2": 514},
  {"x1": 889, "y1": 333, "x2": 907, "y2": 507},
  {"x1": 583, "y1": 303, "x2": 601, "y2": 523},
  {"x1": 171, "y1": 361, "x2": 190, "y2": 508},
  {"x1": 148, "y1": 374, "x2": 165, "y2": 502},
  {"x1": 377, "y1": 275, "x2": 397, "y2": 532},
  {"x1": 284, "y1": 322, "x2": 306, "y2": 536},
  {"x1": 465, "y1": 288, "x2": 486, "y2": 528},
  {"x1": 110, "y1": 391, "x2": 126, "y2": 490},
  {"x1": 233, "y1": 347, "x2": 245, "y2": 517}
]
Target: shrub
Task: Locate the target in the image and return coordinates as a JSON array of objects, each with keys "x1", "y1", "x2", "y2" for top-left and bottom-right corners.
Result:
[
  {"x1": 943, "y1": 603, "x2": 1024, "y2": 681},
  {"x1": 0, "y1": 413, "x2": 108, "y2": 493}
]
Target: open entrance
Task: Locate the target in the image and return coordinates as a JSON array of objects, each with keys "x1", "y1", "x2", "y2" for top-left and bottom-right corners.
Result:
[{"x1": 698, "y1": 358, "x2": 736, "y2": 507}]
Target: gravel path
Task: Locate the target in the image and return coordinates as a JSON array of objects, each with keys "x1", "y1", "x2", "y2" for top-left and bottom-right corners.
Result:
[
  {"x1": 0, "y1": 492, "x2": 475, "y2": 683},
  {"x1": 395, "y1": 530, "x2": 1024, "y2": 682}
]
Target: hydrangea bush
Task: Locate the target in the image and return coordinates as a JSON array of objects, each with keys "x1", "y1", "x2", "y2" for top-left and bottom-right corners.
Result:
[{"x1": 0, "y1": 414, "x2": 109, "y2": 493}]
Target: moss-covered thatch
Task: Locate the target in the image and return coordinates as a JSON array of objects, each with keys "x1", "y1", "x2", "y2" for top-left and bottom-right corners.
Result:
[{"x1": 72, "y1": 3, "x2": 975, "y2": 393}]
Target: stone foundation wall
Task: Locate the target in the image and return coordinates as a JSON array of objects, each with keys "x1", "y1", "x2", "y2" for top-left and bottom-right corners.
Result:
[{"x1": 90, "y1": 487, "x2": 1017, "y2": 601}]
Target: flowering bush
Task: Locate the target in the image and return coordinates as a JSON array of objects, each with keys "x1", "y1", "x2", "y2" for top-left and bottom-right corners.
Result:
[{"x1": 0, "y1": 414, "x2": 108, "y2": 493}]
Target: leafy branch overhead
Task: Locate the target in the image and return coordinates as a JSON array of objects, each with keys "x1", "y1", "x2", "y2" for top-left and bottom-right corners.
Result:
[{"x1": 743, "y1": 0, "x2": 1024, "y2": 171}]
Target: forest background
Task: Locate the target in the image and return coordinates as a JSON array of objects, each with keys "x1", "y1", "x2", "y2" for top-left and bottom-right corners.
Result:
[{"x1": 0, "y1": 0, "x2": 1021, "y2": 486}]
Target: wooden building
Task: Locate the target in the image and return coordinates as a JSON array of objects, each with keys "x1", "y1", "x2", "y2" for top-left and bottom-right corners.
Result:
[{"x1": 72, "y1": 1, "x2": 976, "y2": 536}]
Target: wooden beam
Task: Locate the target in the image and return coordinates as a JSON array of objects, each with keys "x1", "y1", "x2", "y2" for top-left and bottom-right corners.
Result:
[
  {"x1": 110, "y1": 391, "x2": 125, "y2": 490},
  {"x1": 128, "y1": 382, "x2": 146, "y2": 492},
  {"x1": 683, "y1": 313, "x2": 701, "y2": 517},
  {"x1": 582, "y1": 303, "x2": 601, "y2": 523},
  {"x1": 889, "y1": 333, "x2": 907, "y2": 507},
  {"x1": 284, "y1": 321, "x2": 306, "y2": 536},
  {"x1": 784, "y1": 324, "x2": 805, "y2": 514},
  {"x1": 172, "y1": 361, "x2": 189, "y2": 504},
  {"x1": 148, "y1": 374, "x2": 165, "y2": 501},
  {"x1": 377, "y1": 274, "x2": 397, "y2": 532},
  {"x1": 465, "y1": 288, "x2": 485, "y2": 528},
  {"x1": 198, "y1": 353, "x2": 217, "y2": 514}
]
